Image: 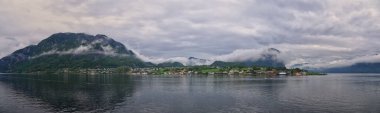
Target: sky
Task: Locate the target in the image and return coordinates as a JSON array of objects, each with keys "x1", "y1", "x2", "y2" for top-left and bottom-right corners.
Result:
[{"x1": 1, "y1": 0, "x2": 380, "y2": 68}]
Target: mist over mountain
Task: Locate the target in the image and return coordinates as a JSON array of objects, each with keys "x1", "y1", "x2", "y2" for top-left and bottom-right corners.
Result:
[
  {"x1": 136, "y1": 48, "x2": 285, "y2": 67},
  {"x1": 2, "y1": 32, "x2": 380, "y2": 73},
  {"x1": 2, "y1": 0, "x2": 380, "y2": 74},
  {"x1": 211, "y1": 48, "x2": 285, "y2": 67},
  {"x1": 134, "y1": 54, "x2": 214, "y2": 66},
  {"x1": 287, "y1": 53, "x2": 380, "y2": 73},
  {"x1": 4, "y1": 33, "x2": 134, "y2": 58},
  {"x1": 0, "y1": 32, "x2": 288, "y2": 73},
  {"x1": 0, "y1": 33, "x2": 146, "y2": 73},
  {"x1": 187, "y1": 57, "x2": 213, "y2": 66}
]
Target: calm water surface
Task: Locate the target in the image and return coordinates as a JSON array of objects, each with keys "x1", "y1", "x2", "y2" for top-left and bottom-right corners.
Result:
[{"x1": 0, "y1": 73, "x2": 379, "y2": 113}]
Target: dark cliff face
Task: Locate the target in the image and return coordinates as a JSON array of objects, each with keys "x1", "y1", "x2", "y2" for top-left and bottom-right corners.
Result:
[
  {"x1": 0, "y1": 60, "x2": 7, "y2": 72},
  {"x1": 0, "y1": 33, "x2": 140, "y2": 73}
]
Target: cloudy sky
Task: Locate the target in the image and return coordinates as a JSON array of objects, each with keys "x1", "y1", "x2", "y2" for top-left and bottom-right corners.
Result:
[{"x1": 1, "y1": 0, "x2": 380, "y2": 68}]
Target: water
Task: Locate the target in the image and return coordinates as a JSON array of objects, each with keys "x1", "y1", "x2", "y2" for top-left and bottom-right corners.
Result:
[{"x1": 0, "y1": 74, "x2": 379, "y2": 113}]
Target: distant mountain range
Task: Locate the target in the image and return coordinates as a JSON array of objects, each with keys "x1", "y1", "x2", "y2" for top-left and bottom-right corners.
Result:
[
  {"x1": 289, "y1": 61, "x2": 380, "y2": 73},
  {"x1": 149, "y1": 48, "x2": 286, "y2": 67},
  {"x1": 2, "y1": 32, "x2": 380, "y2": 73},
  {"x1": 322, "y1": 63, "x2": 380, "y2": 73},
  {"x1": 211, "y1": 48, "x2": 285, "y2": 67}
]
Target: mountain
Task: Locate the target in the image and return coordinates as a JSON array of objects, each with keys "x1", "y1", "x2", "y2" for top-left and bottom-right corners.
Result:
[
  {"x1": 0, "y1": 60, "x2": 6, "y2": 72},
  {"x1": 0, "y1": 33, "x2": 147, "y2": 73},
  {"x1": 211, "y1": 48, "x2": 285, "y2": 67},
  {"x1": 157, "y1": 62, "x2": 184, "y2": 67},
  {"x1": 187, "y1": 57, "x2": 212, "y2": 66},
  {"x1": 323, "y1": 63, "x2": 380, "y2": 73}
]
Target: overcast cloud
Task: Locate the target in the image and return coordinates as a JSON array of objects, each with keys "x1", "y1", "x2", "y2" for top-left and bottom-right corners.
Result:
[{"x1": 1, "y1": 0, "x2": 380, "y2": 68}]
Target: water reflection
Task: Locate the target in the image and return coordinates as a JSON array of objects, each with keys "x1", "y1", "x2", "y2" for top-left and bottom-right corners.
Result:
[
  {"x1": 0, "y1": 74, "x2": 380, "y2": 113},
  {"x1": 0, "y1": 74, "x2": 136, "y2": 112}
]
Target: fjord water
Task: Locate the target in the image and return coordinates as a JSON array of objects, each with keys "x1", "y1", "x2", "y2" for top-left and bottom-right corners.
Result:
[{"x1": 0, "y1": 74, "x2": 379, "y2": 113}]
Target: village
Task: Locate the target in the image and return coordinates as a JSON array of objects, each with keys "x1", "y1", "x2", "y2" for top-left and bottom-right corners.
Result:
[
  {"x1": 129, "y1": 67, "x2": 316, "y2": 76},
  {"x1": 62, "y1": 66, "x2": 324, "y2": 76}
]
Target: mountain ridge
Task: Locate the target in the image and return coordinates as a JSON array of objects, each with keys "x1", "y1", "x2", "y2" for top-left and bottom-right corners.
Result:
[{"x1": 0, "y1": 33, "x2": 143, "y2": 73}]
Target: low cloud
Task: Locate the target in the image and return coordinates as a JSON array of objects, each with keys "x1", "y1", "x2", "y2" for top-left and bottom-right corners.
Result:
[
  {"x1": 134, "y1": 50, "x2": 213, "y2": 66},
  {"x1": 134, "y1": 47, "x2": 282, "y2": 66},
  {"x1": 31, "y1": 39, "x2": 128, "y2": 58},
  {"x1": 31, "y1": 45, "x2": 122, "y2": 59}
]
